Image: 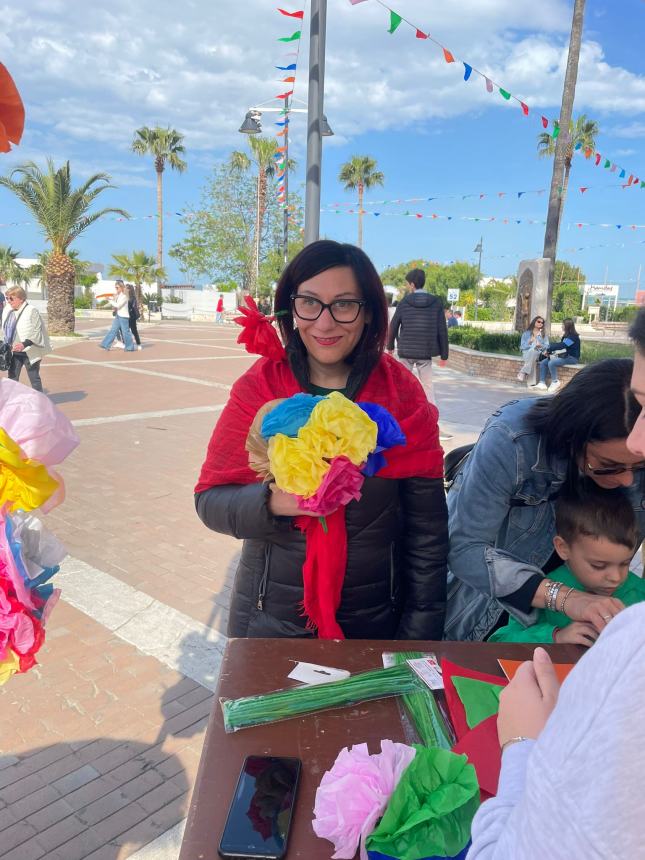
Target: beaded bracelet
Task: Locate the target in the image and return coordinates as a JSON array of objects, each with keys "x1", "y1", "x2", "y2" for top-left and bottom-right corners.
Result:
[{"x1": 559, "y1": 586, "x2": 575, "y2": 617}]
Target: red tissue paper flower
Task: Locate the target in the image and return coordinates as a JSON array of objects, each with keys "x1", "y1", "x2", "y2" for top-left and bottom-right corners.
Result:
[
  {"x1": 235, "y1": 296, "x2": 286, "y2": 362},
  {"x1": 0, "y1": 64, "x2": 25, "y2": 154}
]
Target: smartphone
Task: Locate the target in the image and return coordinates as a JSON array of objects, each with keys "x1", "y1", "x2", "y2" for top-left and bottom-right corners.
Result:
[{"x1": 218, "y1": 755, "x2": 301, "y2": 859}]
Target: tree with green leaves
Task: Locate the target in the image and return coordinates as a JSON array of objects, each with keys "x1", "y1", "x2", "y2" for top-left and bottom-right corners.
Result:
[
  {"x1": 338, "y1": 156, "x2": 384, "y2": 248},
  {"x1": 0, "y1": 159, "x2": 127, "y2": 333},
  {"x1": 131, "y1": 126, "x2": 187, "y2": 283},
  {"x1": 0, "y1": 245, "x2": 29, "y2": 287},
  {"x1": 108, "y1": 251, "x2": 167, "y2": 306},
  {"x1": 169, "y1": 158, "x2": 303, "y2": 292},
  {"x1": 28, "y1": 249, "x2": 93, "y2": 299},
  {"x1": 538, "y1": 114, "x2": 599, "y2": 232}
]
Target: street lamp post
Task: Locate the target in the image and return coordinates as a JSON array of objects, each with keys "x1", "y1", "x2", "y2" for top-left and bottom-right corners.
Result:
[
  {"x1": 473, "y1": 237, "x2": 483, "y2": 321},
  {"x1": 304, "y1": 0, "x2": 327, "y2": 246}
]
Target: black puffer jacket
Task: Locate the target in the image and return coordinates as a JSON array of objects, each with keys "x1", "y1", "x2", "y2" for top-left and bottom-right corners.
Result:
[
  {"x1": 387, "y1": 291, "x2": 449, "y2": 361},
  {"x1": 195, "y1": 475, "x2": 448, "y2": 639}
]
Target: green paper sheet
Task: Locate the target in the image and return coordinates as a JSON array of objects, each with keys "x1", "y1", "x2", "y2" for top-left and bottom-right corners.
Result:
[
  {"x1": 365, "y1": 746, "x2": 480, "y2": 860},
  {"x1": 452, "y1": 676, "x2": 504, "y2": 730}
]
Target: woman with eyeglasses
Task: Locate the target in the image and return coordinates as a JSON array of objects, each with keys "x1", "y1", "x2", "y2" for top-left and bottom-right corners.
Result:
[
  {"x1": 445, "y1": 358, "x2": 645, "y2": 642},
  {"x1": 194, "y1": 240, "x2": 448, "y2": 640},
  {"x1": 517, "y1": 316, "x2": 549, "y2": 386}
]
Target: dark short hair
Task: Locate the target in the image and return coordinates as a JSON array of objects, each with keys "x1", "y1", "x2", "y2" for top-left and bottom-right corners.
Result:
[
  {"x1": 555, "y1": 480, "x2": 639, "y2": 551},
  {"x1": 274, "y1": 240, "x2": 389, "y2": 395},
  {"x1": 405, "y1": 268, "x2": 426, "y2": 290},
  {"x1": 630, "y1": 308, "x2": 645, "y2": 355},
  {"x1": 527, "y1": 358, "x2": 640, "y2": 465}
]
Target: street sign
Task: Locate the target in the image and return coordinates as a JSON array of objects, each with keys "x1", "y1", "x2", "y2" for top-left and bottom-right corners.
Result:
[{"x1": 447, "y1": 288, "x2": 460, "y2": 303}]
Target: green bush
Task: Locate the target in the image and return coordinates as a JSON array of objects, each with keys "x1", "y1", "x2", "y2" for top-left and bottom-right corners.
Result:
[
  {"x1": 74, "y1": 295, "x2": 92, "y2": 309},
  {"x1": 448, "y1": 326, "x2": 633, "y2": 364}
]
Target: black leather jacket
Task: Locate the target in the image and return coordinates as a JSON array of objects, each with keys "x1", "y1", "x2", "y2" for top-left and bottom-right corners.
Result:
[{"x1": 195, "y1": 474, "x2": 448, "y2": 639}]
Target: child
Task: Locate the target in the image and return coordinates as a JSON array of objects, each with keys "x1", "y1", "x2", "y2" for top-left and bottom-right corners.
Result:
[{"x1": 490, "y1": 484, "x2": 645, "y2": 646}]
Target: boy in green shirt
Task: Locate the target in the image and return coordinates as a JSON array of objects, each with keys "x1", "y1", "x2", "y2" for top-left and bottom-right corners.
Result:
[{"x1": 490, "y1": 484, "x2": 645, "y2": 646}]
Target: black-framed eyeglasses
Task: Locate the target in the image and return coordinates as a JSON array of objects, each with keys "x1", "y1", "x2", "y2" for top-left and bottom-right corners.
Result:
[
  {"x1": 586, "y1": 461, "x2": 645, "y2": 476},
  {"x1": 291, "y1": 294, "x2": 366, "y2": 324}
]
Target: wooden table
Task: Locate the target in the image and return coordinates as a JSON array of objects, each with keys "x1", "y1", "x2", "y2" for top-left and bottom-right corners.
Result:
[{"x1": 179, "y1": 638, "x2": 580, "y2": 860}]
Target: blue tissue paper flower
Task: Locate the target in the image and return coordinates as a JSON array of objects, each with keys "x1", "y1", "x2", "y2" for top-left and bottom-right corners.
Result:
[
  {"x1": 358, "y1": 402, "x2": 406, "y2": 450},
  {"x1": 362, "y1": 451, "x2": 387, "y2": 477},
  {"x1": 261, "y1": 393, "x2": 323, "y2": 439}
]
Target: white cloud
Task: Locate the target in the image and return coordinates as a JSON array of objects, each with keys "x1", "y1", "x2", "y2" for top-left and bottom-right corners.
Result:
[{"x1": 1, "y1": 0, "x2": 643, "y2": 164}]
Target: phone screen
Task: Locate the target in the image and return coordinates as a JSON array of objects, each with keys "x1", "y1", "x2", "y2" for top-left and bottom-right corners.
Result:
[{"x1": 218, "y1": 755, "x2": 301, "y2": 859}]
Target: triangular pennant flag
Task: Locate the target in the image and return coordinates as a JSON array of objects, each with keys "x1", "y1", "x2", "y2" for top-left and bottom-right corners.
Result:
[
  {"x1": 595, "y1": 153, "x2": 602, "y2": 165},
  {"x1": 517, "y1": 191, "x2": 525, "y2": 198},
  {"x1": 278, "y1": 8, "x2": 304, "y2": 18},
  {"x1": 485, "y1": 77, "x2": 493, "y2": 93},
  {"x1": 479, "y1": 193, "x2": 485, "y2": 199},
  {"x1": 541, "y1": 116, "x2": 549, "y2": 128},
  {"x1": 620, "y1": 169, "x2": 626, "y2": 178},
  {"x1": 388, "y1": 11, "x2": 402, "y2": 33},
  {"x1": 520, "y1": 102, "x2": 529, "y2": 116},
  {"x1": 275, "y1": 120, "x2": 288, "y2": 126},
  {"x1": 584, "y1": 147, "x2": 592, "y2": 158},
  {"x1": 276, "y1": 90, "x2": 294, "y2": 99},
  {"x1": 580, "y1": 187, "x2": 588, "y2": 193},
  {"x1": 415, "y1": 28, "x2": 427, "y2": 39},
  {"x1": 499, "y1": 88, "x2": 511, "y2": 100},
  {"x1": 463, "y1": 63, "x2": 472, "y2": 81},
  {"x1": 604, "y1": 158, "x2": 611, "y2": 168},
  {"x1": 276, "y1": 63, "x2": 297, "y2": 71},
  {"x1": 641, "y1": 181, "x2": 645, "y2": 188},
  {"x1": 498, "y1": 192, "x2": 506, "y2": 197},
  {"x1": 276, "y1": 128, "x2": 287, "y2": 136},
  {"x1": 275, "y1": 146, "x2": 287, "y2": 153},
  {"x1": 552, "y1": 122, "x2": 560, "y2": 139},
  {"x1": 280, "y1": 76, "x2": 296, "y2": 83},
  {"x1": 610, "y1": 164, "x2": 617, "y2": 173},
  {"x1": 374, "y1": 212, "x2": 381, "y2": 216},
  {"x1": 278, "y1": 30, "x2": 301, "y2": 41},
  {"x1": 443, "y1": 47, "x2": 455, "y2": 63}
]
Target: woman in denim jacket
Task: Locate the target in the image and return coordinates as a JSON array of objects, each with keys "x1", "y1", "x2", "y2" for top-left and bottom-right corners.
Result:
[
  {"x1": 517, "y1": 316, "x2": 549, "y2": 386},
  {"x1": 445, "y1": 359, "x2": 645, "y2": 641}
]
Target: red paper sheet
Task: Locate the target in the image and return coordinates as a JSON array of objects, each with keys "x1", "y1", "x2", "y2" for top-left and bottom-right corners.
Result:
[
  {"x1": 498, "y1": 658, "x2": 575, "y2": 684},
  {"x1": 452, "y1": 714, "x2": 501, "y2": 799},
  {"x1": 441, "y1": 659, "x2": 508, "y2": 742}
]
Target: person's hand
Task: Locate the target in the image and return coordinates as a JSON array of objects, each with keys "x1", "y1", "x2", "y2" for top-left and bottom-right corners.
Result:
[
  {"x1": 12, "y1": 342, "x2": 24, "y2": 352},
  {"x1": 497, "y1": 647, "x2": 560, "y2": 748},
  {"x1": 553, "y1": 621, "x2": 599, "y2": 647},
  {"x1": 563, "y1": 590, "x2": 624, "y2": 634},
  {"x1": 438, "y1": 359, "x2": 447, "y2": 367},
  {"x1": 267, "y1": 485, "x2": 320, "y2": 518}
]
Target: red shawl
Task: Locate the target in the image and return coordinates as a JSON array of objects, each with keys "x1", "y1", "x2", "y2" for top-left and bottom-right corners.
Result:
[{"x1": 195, "y1": 354, "x2": 444, "y2": 637}]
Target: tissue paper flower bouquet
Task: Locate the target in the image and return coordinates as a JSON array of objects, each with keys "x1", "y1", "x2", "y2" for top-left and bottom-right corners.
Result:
[{"x1": 0, "y1": 379, "x2": 79, "y2": 685}]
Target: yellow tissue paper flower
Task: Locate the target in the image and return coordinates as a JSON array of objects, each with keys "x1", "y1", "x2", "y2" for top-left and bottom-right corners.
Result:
[
  {"x1": 0, "y1": 649, "x2": 20, "y2": 686},
  {"x1": 268, "y1": 433, "x2": 330, "y2": 498},
  {"x1": 297, "y1": 424, "x2": 340, "y2": 461},
  {"x1": 0, "y1": 428, "x2": 59, "y2": 513},
  {"x1": 306, "y1": 391, "x2": 378, "y2": 466}
]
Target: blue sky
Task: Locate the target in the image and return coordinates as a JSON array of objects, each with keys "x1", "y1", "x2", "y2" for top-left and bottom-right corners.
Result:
[{"x1": 1, "y1": 0, "x2": 644, "y2": 297}]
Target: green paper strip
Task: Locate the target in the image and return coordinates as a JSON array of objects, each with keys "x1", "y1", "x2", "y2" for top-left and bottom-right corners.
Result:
[
  {"x1": 366, "y1": 745, "x2": 480, "y2": 860},
  {"x1": 278, "y1": 30, "x2": 301, "y2": 42},
  {"x1": 499, "y1": 88, "x2": 511, "y2": 100},
  {"x1": 391, "y1": 652, "x2": 452, "y2": 750},
  {"x1": 452, "y1": 676, "x2": 504, "y2": 730},
  {"x1": 388, "y1": 11, "x2": 402, "y2": 33}
]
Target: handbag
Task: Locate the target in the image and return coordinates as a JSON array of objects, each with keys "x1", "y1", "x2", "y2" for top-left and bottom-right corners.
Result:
[{"x1": 0, "y1": 340, "x2": 12, "y2": 371}]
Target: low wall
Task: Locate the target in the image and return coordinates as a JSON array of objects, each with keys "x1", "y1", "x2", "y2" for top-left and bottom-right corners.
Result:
[{"x1": 447, "y1": 344, "x2": 583, "y2": 386}]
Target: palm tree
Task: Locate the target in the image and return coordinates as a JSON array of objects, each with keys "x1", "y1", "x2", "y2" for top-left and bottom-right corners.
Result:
[
  {"x1": 0, "y1": 245, "x2": 29, "y2": 287},
  {"x1": 28, "y1": 249, "x2": 92, "y2": 299},
  {"x1": 108, "y1": 251, "x2": 167, "y2": 307},
  {"x1": 131, "y1": 127, "x2": 187, "y2": 286},
  {"x1": 0, "y1": 159, "x2": 128, "y2": 334},
  {"x1": 538, "y1": 113, "x2": 598, "y2": 225},
  {"x1": 338, "y1": 156, "x2": 385, "y2": 248},
  {"x1": 229, "y1": 136, "x2": 289, "y2": 297}
]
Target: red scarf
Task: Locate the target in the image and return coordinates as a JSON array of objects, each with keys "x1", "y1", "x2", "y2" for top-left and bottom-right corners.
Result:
[{"x1": 195, "y1": 354, "x2": 443, "y2": 638}]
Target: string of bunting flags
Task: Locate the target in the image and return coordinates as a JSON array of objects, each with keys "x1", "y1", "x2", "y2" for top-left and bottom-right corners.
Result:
[
  {"x1": 273, "y1": 6, "x2": 305, "y2": 215},
  {"x1": 348, "y1": 0, "x2": 644, "y2": 188}
]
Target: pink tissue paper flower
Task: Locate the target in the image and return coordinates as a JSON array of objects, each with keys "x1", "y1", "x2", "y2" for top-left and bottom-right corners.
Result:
[
  {"x1": 298, "y1": 456, "x2": 364, "y2": 517},
  {"x1": 312, "y1": 739, "x2": 416, "y2": 860}
]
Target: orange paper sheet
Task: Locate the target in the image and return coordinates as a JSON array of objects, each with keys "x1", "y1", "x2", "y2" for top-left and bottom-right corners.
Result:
[{"x1": 498, "y1": 658, "x2": 575, "y2": 684}]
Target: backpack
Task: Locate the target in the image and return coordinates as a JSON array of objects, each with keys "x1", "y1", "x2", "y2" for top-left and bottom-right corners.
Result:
[{"x1": 444, "y1": 443, "x2": 475, "y2": 493}]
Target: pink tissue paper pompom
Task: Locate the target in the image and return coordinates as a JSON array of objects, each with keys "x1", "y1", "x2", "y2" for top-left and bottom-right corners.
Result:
[
  {"x1": 312, "y1": 739, "x2": 416, "y2": 860},
  {"x1": 298, "y1": 456, "x2": 364, "y2": 517}
]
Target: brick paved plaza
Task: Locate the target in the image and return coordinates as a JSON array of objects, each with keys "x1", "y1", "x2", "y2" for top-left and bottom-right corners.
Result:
[{"x1": 0, "y1": 319, "x2": 536, "y2": 860}]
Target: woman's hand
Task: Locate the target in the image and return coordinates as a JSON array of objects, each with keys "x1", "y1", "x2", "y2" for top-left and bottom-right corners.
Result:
[
  {"x1": 563, "y1": 590, "x2": 624, "y2": 634},
  {"x1": 553, "y1": 621, "x2": 598, "y2": 647},
  {"x1": 267, "y1": 485, "x2": 319, "y2": 518},
  {"x1": 12, "y1": 342, "x2": 24, "y2": 352},
  {"x1": 497, "y1": 647, "x2": 560, "y2": 748}
]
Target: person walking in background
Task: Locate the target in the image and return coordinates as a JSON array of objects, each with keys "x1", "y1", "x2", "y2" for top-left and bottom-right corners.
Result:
[
  {"x1": 216, "y1": 293, "x2": 224, "y2": 324},
  {"x1": 446, "y1": 309, "x2": 458, "y2": 329},
  {"x1": 99, "y1": 281, "x2": 135, "y2": 352},
  {"x1": 126, "y1": 284, "x2": 143, "y2": 351},
  {"x1": 386, "y1": 267, "x2": 448, "y2": 404},
  {"x1": 518, "y1": 315, "x2": 549, "y2": 386},
  {"x1": 1, "y1": 286, "x2": 51, "y2": 391},
  {"x1": 537, "y1": 317, "x2": 581, "y2": 392}
]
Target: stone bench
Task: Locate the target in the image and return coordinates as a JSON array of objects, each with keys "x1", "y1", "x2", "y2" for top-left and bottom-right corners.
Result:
[{"x1": 447, "y1": 344, "x2": 583, "y2": 387}]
